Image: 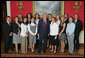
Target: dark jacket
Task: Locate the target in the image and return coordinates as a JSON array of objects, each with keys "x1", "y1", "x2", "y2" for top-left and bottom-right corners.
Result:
[
  {"x1": 75, "y1": 19, "x2": 82, "y2": 33},
  {"x1": 38, "y1": 19, "x2": 50, "y2": 40},
  {"x1": 3, "y1": 22, "x2": 13, "y2": 39},
  {"x1": 12, "y1": 23, "x2": 20, "y2": 34}
]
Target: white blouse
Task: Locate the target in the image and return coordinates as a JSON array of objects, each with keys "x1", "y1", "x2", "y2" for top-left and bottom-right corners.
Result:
[
  {"x1": 20, "y1": 23, "x2": 28, "y2": 37},
  {"x1": 56, "y1": 20, "x2": 60, "y2": 26},
  {"x1": 50, "y1": 22, "x2": 59, "y2": 36}
]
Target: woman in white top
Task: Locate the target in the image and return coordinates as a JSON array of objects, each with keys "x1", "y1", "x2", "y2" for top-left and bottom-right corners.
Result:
[
  {"x1": 50, "y1": 17, "x2": 59, "y2": 53},
  {"x1": 56, "y1": 15, "x2": 60, "y2": 26},
  {"x1": 28, "y1": 18, "x2": 37, "y2": 53},
  {"x1": 20, "y1": 17, "x2": 28, "y2": 53}
]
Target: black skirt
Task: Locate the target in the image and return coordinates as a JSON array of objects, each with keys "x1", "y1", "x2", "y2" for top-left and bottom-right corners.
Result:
[{"x1": 49, "y1": 35, "x2": 57, "y2": 45}]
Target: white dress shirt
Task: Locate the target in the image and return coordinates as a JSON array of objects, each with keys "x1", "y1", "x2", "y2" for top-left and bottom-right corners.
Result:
[
  {"x1": 20, "y1": 23, "x2": 28, "y2": 37},
  {"x1": 56, "y1": 20, "x2": 60, "y2": 26},
  {"x1": 74, "y1": 19, "x2": 78, "y2": 23},
  {"x1": 50, "y1": 22, "x2": 59, "y2": 36},
  {"x1": 27, "y1": 23, "x2": 37, "y2": 35}
]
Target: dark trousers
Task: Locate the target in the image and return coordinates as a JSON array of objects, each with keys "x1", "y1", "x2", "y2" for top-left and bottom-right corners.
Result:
[
  {"x1": 74, "y1": 32, "x2": 80, "y2": 51},
  {"x1": 65, "y1": 37, "x2": 68, "y2": 49},
  {"x1": 35, "y1": 40, "x2": 39, "y2": 50},
  {"x1": 57, "y1": 36, "x2": 61, "y2": 50},
  {"x1": 38, "y1": 39, "x2": 47, "y2": 52},
  {"x1": 4, "y1": 36, "x2": 14, "y2": 53}
]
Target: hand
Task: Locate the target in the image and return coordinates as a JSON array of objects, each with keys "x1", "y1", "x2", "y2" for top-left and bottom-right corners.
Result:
[
  {"x1": 9, "y1": 32, "x2": 13, "y2": 36},
  {"x1": 67, "y1": 34, "x2": 70, "y2": 37},
  {"x1": 26, "y1": 33, "x2": 28, "y2": 37},
  {"x1": 54, "y1": 36, "x2": 57, "y2": 39},
  {"x1": 17, "y1": 33, "x2": 20, "y2": 36},
  {"x1": 33, "y1": 35, "x2": 36, "y2": 37},
  {"x1": 48, "y1": 34, "x2": 49, "y2": 36},
  {"x1": 59, "y1": 33, "x2": 61, "y2": 36},
  {"x1": 37, "y1": 34, "x2": 39, "y2": 37}
]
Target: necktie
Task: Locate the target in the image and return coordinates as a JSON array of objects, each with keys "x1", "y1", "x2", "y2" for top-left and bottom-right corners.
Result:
[{"x1": 44, "y1": 20, "x2": 46, "y2": 28}]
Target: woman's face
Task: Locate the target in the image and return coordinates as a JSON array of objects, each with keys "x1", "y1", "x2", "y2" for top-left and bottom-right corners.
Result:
[
  {"x1": 56, "y1": 16, "x2": 59, "y2": 20},
  {"x1": 24, "y1": 18, "x2": 27, "y2": 23},
  {"x1": 48, "y1": 15, "x2": 52, "y2": 21},
  {"x1": 31, "y1": 18, "x2": 34, "y2": 22},
  {"x1": 28, "y1": 14, "x2": 31, "y2": 18},
  {"x1": 69, "y1": 18, "x2": 73, "y2": 23},
  {"x1": 15, "y1": 17, "x2": 18, "y2": 23},
  {"x1": 61, "y1": 17, "x2": 64, "y2": 22},
  {"x1": 52, "y1": 18, "x2": 55, "y2": 23},
  {"x1": 36, "y1": 14, "x2": 39, "y2": 18}
]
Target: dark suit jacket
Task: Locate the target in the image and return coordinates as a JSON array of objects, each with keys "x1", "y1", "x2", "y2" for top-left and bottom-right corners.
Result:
[
  {"x1": 3, "y1": 22, "x2": 13, "y2": 39},
  {"x1": 75, "y1": 19, "x2": 82, "y2": 34},
  {"x1": 13, "y1": 23, "x2": 20, "y2": 34},
  {"x1": 65, "y1": 19, "x2": 69, "y2": 33},
  {"x1": 38, "y1": 19, "x2": 50, "y2": 40},
  {"x1": 65, "y1": 18, "x2": 69, "y2": 25}
]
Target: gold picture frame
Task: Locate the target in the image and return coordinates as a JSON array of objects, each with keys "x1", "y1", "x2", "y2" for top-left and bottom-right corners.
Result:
[{"x1": 32, "y1": 1, "x2": 64, "y2": 17}]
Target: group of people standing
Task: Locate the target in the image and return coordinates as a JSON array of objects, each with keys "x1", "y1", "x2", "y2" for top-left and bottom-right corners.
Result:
[{"x1": 3, "y1": 13, "x2": 82, "y2": 55}]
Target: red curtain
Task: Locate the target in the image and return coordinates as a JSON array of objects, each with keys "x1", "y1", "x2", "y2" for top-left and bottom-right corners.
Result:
[
  {"x1": 10, "y1": 1, "x2": 32, "y2": 23},
  {"x1": 10, "y1": 1, "x2": 84, "y2": 28},
  {"x1": 65, "y1": 1, "x2": 84, "y2": 28}
]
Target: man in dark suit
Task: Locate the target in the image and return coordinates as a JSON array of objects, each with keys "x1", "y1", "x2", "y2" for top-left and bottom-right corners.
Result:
[
  {"x1": 18, "y1": 14, "x2": 23, "y2": 24},
  {"x1": 64, "y1": 13, "x2": 69, "y2": 25},
  {"x1": 74, "y1": 14, "x2": 82, "y2": 51},
  {"x1": 37, "y1": 13, "x2": 50, "y2": 53},
  {"x1": 3, "y1": 16, "x2": 14, "y2": 53}
]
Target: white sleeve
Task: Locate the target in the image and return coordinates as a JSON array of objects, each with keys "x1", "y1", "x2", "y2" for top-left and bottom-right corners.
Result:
[
  {"x1": 28, "y1": 24, "x2": 35, "y2": 35},
  {"x1": 55, "y1": 24, "x2": 58, "y2": 35}
]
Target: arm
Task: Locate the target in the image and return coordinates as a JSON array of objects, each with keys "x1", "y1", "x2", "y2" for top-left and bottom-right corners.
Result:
[
  {"x1": 37, "y1": 20, "x2": 41, "y2": 36},
  {"x1": 66, "y1": 24, "x2": 69, "y2": 35},
  {"x1": 59, "y1": 23, "x2": 66, "y2": 34},
  {"x1": 28, "y1": 24, "x2": 35, "y2": 35},
  {"x1": 54, "y1": 24, "x2": 59, "y2": 39}
]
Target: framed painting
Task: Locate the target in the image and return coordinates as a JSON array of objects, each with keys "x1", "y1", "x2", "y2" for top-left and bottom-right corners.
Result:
[{"x1": 32, "y1": 1, "x2": 64, "y2": 17}]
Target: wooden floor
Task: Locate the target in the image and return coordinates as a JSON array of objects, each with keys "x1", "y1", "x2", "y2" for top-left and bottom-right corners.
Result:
[{"x1": 1, "y1": 34, "x2": 84, "y2": 57}]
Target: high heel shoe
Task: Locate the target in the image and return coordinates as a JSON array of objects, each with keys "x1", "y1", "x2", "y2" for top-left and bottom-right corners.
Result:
[{"x1": 15, "y1": 49, "x2": 18, "y2": 53}]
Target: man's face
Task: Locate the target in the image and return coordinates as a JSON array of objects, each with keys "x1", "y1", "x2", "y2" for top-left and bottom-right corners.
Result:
[
  {"x1": 75, "y1": 15, "x2": 78, "y2": 19},
  {"x1": 6, "y1": 17, "x2": 11, "y2": 22},
  {"x1": 43, "y1": 14, "x2": 47, "y2": 19},
  {"x1": 64, "y1": 14, "x2": 67, "y2": 18}
]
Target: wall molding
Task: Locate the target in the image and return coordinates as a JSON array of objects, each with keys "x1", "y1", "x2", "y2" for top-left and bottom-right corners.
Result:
[
  {"x1": 79, "y1": 30, "x2": 84, "y2": 43},
  {"x1": 6, "y1": 1, "x2": 11, "y2": 17}
]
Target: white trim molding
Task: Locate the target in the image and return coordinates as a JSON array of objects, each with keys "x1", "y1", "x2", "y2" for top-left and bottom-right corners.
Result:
[
  {"x1": 6, "y1": 1, "x2": 11, "y2": 17},
  {"x1": 79, "y1": 31, "x2": 84, "y2": 44}
]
